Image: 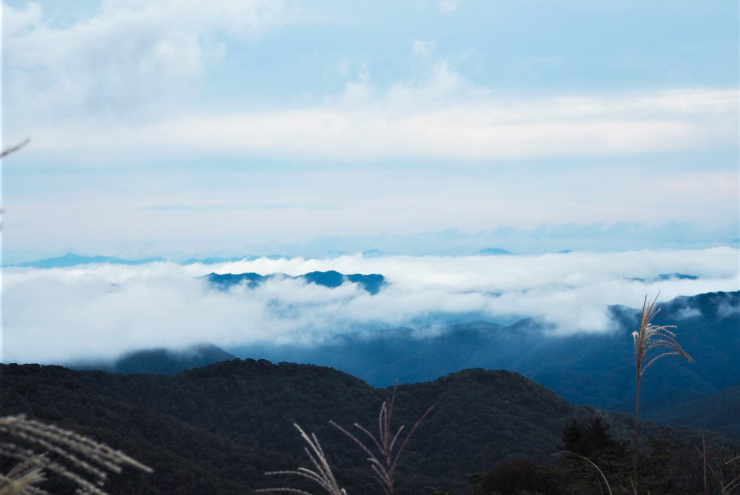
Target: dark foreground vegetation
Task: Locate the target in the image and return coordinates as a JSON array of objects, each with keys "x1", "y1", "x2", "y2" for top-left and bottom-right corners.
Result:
[
  {"x1": 2, "y1": 359, "x2": 738, "y2": 494},
  {"x1": 472, "y1": 417, "x2": 739, "y2": 494}
]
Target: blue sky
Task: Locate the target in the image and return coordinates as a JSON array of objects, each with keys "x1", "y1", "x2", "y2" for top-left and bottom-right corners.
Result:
[{"x1": 2, "y1": 0, "x2": 738, "y2": 262}]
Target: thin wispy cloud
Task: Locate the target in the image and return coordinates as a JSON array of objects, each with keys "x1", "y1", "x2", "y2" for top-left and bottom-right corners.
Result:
[
  {"x1": 16, "y1": 73, "x2": 738, "y2": 163},
  {"x1": 438, "y1": 0, "x2": 463, "y2": 14},
  {"x1": 3, "y1": 248, "x2": 738, "y2": 364},
  {"x1": 412, "y1": 39, "x2": 436, "y2": 57}
]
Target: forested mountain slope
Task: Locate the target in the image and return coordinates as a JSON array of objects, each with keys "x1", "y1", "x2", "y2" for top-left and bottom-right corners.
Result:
[
  {"x1": 2, "y1": 360, "x2": 736, "y2": 494},
  {"x1": 232, "y1": 291, "x2": 739, "y2": 410}
]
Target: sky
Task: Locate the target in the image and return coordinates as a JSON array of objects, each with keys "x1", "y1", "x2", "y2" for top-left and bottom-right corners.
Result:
[{"x1": 1, "y1": 0, "x2": 738, "y2": 263}]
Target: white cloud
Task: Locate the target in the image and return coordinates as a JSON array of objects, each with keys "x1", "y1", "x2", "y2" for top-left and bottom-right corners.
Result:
[
  {"x1": 18, "y1": 75, "x2": 737, "y2": 163},
  {"x1": 717, "y1": 302, "x2": 740, "y2": 318},
  {"x1": 2, "y1": 247, "x2": 738, "y2": 364},
  {"x1": 675, "y1": 306, "x2": 701, "y2": 319},
  {"x1": 438, "y1": 0, "x2": 462, "y2": 13},
  {"x1": 4, "y1": 1, "x2": 736, "y2": 163},
  {"x1": 412, "y1": 39, "x2": 436, "y2": 57},
  {"x1": 3, "y1": 0, "x2": 292, "y2": 123}
]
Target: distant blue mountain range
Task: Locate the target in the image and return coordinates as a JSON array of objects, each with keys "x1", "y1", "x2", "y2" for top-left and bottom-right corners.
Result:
[
  {"x1": 9, "y1": 253, "x2": 291, "y2": 268},
  {"x1": 625, "y1": 273, "x2": 699, "y2": 283},
  {"x1": 228, "y1": 290, "x2": 738, "y2": 412},
  {"x1": 478, "y1": 248, "x2": 513, "y2": 255},
  {"x1": 16, "y1": 253, "x2": 167, "y2": 268},
  {"x1": 206, "y1": 270, "x2": 386, "y2": 295}
]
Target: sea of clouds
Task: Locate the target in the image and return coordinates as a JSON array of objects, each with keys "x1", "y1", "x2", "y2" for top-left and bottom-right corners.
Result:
[{"x1": 3, "y1": 247, "x2": 738, "y2": 364}]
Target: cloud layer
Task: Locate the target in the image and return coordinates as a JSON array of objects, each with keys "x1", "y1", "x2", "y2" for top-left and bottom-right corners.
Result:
[
  {"x1": 3, "y1": 248, "x2": 738, "y2": 364},
  {"x1": 4, "y1": 0, "x2": 736, "y2": 163}
]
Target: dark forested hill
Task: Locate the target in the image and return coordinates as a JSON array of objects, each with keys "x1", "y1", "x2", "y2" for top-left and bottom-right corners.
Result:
[
  {"x1": 0, "y1": 363, "x2": 302, "y2": 494},
  {"x1": 1, "y1": 360, "x2": 736, "y2": 494}
]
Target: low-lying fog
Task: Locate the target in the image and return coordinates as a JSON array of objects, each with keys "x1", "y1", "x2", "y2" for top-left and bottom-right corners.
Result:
[{"x1": 3, "y1": 247, "x2": 738, "y2": 364}]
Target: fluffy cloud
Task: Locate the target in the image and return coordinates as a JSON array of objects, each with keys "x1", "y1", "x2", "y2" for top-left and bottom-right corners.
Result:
[
  {"x1": 3, "y1": 0, "x2": 292, "y2": 123},
  {"x1": 438, "y1": 0, "x2": 463, "y2": 13},
  {"x1": 4, "y1": 1, "x2": 735, "y2": 163},
  {"x1": 3, "y1": 248, "x2": 738, "y2": 364},
  {"x1": 412, "y1": 39, "x2": 436, "y2": 57}
]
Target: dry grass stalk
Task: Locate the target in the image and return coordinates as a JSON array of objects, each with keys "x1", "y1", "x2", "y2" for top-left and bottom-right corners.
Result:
[
  {"x1": 720, "y1": 456, "x2": 740, "y2": 494},
  {"x1": 553, "y1": 451, "x2": 613, "y2": 495},
  {"x1": 0, "y1": 139, "x2": 30, "y2": 159},
  {"x1": 0, "y1": 453, "x2": 49, "y2": 495},
  {"x1": 260, "y1": 388, "x2": 433, "y2": 495},
  {"x1": 330, "y1": 387, "x2": 434, "y2": 495},
  {"x1": 632, "y1": 294, "x2": 693, "y2": 487},
  {"x1": 0, "y1": 138, "x2": 31, "y2": 230},
  {"x1": 0, "y1": 415, "x2": 152, "y2": 495},
  {"x1": 703, "y1": 434, "x2": 708, "y2": 495},
  {"x1": 257, "y1": 424, "x2": 347, "y2": 495}
]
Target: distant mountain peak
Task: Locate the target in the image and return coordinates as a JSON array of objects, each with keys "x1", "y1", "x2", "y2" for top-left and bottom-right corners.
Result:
[
  {"x1": 16, "y1": 253, "x2": 167, "y2": 268},
  {"x1": 478, "y1": 248, "x2": 513, "y2": 255},
  {"x1": 74, "y1": 344, "x2": 236, "y2": 375},
  {"x1": 206, "y1": 270, "x2": 386, "y2": 295},
  {"x1": 625, "y1": 273, "x2": 699, "y2": 283}
]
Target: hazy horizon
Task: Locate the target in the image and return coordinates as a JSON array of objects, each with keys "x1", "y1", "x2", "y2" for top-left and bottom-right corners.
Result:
[{"x1": 3, "y1": 0, "x2": 738, "y2": 263}]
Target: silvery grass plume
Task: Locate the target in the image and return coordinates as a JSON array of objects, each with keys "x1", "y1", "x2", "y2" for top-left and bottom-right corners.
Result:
[
  {"x1": 717, "y1": 455, "x2": 740, "y2": 495},
  {"x1": 0, "y1": 139, "x2": 30, "y2": 159},
  {"x1": 257, "y1": 423, "x2": 348, "y2": 495},
  {"x1": 0, "y1": 415, "x2": 152, "y2": 495},
  {"x1": 330, "y1": 388, "x2": 434, "y2": 495},
  {"x1": 552, "y1": 451, "x2": 613, "y2": 495},
  {"x1": 0, "y1": 139, "x2": 30, "y2": 230},
  {"x1": 632, "y1": 294, "x2": 692, "y2": 487}
]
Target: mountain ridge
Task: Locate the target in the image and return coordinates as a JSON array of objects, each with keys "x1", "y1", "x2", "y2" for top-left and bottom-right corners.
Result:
[
  {"x1": 2, "y1": 360, "x2": 736, "y2": 494},
  {"x1": 61, "y1": 291, "x2": 739, "y2": 440},
  {"x1": 206, "y1": 270, "x2": 386, "y2": 294}
]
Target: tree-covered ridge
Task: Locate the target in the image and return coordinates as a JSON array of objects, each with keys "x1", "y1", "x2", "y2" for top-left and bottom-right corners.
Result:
[
  {"x1": 206, "y1": 270, "x2": 386, "y2": 294},
  {"x1": 231, "y1": 291, "x2": 739, "y2": 411},
  {"x1": 2, "y1": 360, "x2": 737, "y2": 494},
  {"x1": 64, "y1": 291, "x2": 739, "y2": 443},
  {"x1": 75, "y1": 344, "x2": 237, "y2": 375}
]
